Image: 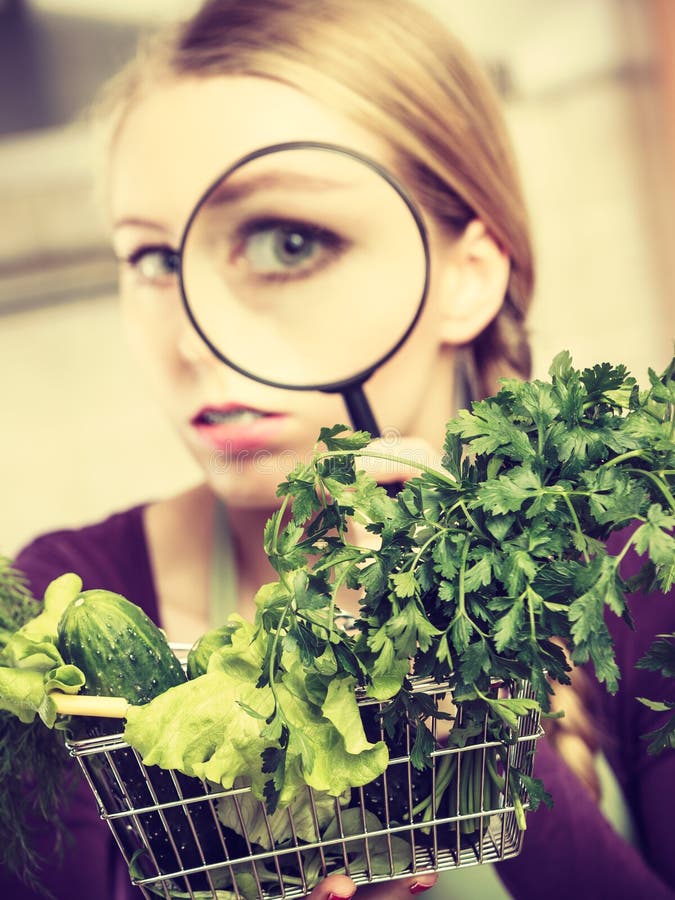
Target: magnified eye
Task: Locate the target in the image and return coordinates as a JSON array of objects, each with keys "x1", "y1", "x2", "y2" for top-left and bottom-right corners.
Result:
[
  {"x1": 235, "y1": 218, "x2": 347, "y2": 281},
  {"x1": 124, "y1": 245, "x2": 180, "y2": 285}
]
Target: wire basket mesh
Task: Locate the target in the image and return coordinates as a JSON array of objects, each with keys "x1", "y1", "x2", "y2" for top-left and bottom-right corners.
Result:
[{"x1": 65, "y1": 677, "x2": 542, "y2": 899}]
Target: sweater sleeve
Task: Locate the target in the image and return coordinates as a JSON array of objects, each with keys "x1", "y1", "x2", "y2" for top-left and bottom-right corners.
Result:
[
  {"x1": 0, "y1": 511, "x2": 154, "y2": 900},
  {"x1": 496, "y1": 737, "x2": 675, "y2": 899},
  {"x1": 12, "y1": 506, "x2": 157, "y2": 617},
  {"x1": 599, "y1": 537, "x2": 675, "y2": 888}
]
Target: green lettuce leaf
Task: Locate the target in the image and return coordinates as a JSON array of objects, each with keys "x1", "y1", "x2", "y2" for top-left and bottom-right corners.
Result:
[
  {"x1": 0, "y1": 668, "x2": 47, "y2": 724},
  {"x1": 275, "y1": 665, "x2": 388, "y2": 798},
  {"x1": 2, "y1": 633, "x2": 64, "y2": 671},
  {"x1": 322, "y1": 808, "x2": 413, "y2": 875},
  {"x1": 0, "y1": 572, "x2": 87, "y2": 727},
  {"x1": 124, "y1": 671, "x2": 276, "y2": 797},
  {"x1": 0, "y1": 661, "x2": 83, "y2": 727},
  {"x1": 124, "y1": 657, "x2": 389, "y2": 810},
  {"x1": 14, "y1": 573, "x2": 81, "y2": 644},
  {"x1": 216, "y1": 778, "x2": 348, "y2": 850}
]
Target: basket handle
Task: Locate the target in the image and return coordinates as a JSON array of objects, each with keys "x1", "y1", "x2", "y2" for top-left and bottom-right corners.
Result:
[{"x1": 49, "y1": 692, "x2": 129, "y2": 718}]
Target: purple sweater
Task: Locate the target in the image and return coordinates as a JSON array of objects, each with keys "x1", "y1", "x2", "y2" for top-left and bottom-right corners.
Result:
[{"x1": 2, "y1": 507, "x2": 674, "y2": 899}]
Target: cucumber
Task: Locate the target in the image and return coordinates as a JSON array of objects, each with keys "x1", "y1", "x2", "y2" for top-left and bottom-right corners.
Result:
[
  {"x1": 56, "y1": 589, "x2": 229, "y2": 893},
  {"x1": 56, "y1": 589, "x2": 186, "y2": 705}
]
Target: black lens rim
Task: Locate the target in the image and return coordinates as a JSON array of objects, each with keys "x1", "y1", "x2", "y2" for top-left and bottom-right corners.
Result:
[{"x1": 178, "y1": 140, "x2": 431, "y2": 393}]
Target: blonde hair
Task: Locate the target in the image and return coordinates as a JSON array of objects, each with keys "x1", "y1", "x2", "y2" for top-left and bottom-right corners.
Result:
[
  {"x1": 545, "y1": 644, "x2": 602, "y2": 800},
  {"x1": 97, "y1": 0, "x2": 598, "y2": 796},
  {"x1": 95, "y1": 0, "x2": 533, "y2": 397}
]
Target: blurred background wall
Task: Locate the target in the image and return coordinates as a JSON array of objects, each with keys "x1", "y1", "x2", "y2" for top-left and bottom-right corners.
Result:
[{"x1": 1, "y1": 0, "x2": 674, "y2": 557}]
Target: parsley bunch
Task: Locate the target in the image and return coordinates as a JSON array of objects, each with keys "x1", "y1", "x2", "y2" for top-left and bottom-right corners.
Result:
[
  {"x1": 124, "y1": 352, "x2": 674, "y2": 825},
  {"x1": 260, "y1": 351, "x2": 674, "y2": 783}
]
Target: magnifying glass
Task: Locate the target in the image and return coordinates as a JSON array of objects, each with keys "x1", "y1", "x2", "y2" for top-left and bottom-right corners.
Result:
[{"x1": 179, "y1": 141, "x2": 430, "y2": 437}]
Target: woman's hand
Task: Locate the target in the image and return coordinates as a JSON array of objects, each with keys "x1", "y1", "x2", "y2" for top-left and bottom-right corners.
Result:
[
  {"x1": 306, "y1": 871, "x2": 438, "y2": 899},
  {"x1": 359, "y1": 436, "x2": 444, "y2": 486}
]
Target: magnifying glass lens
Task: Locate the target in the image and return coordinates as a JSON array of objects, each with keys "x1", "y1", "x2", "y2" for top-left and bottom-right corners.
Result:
[{"x1": 180, "y1": 146, "x2": 428, "y2": 390}]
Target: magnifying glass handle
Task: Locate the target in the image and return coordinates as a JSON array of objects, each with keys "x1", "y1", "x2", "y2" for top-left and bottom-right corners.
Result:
[
  {"x1": 341, "y1": 384, "x2": 402, "y2": 499},
  {"x1": 342, "y1": 383, "x2": 381, "y2": 438}
]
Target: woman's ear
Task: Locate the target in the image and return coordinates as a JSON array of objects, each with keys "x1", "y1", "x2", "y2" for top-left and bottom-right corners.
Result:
[{"x1": 436, "y1": 219, "x2": 510, "y2": 345}]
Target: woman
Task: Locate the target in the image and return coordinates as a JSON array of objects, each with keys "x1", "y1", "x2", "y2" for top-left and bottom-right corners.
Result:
[{"x1": 4, "y1": 1, "x2": 673, "y2": 898}]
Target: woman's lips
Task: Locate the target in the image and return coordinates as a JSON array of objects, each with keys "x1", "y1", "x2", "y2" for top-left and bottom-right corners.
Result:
[{"x1": 191, "y1": 404, "x2": 287, "y2": 453}]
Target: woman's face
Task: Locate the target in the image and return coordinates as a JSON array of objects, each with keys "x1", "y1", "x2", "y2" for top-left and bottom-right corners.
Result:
[{"x1": 109, "y1": 75, "x2": 462, "y2": 508}]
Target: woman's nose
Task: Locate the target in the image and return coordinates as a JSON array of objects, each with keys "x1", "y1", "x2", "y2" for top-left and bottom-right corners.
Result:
[
  {"x1": 176, "y1": 315, "x2": 216, "y2": 368},
  {"x1": 175, "y1": 317, "x2": 248, "y2": 391}
]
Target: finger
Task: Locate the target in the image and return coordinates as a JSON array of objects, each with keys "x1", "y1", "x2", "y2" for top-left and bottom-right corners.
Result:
[
  {"x1": 305, "y1": 873, "x2": 355, "y2": 899},
  {"x1": 359, "y1": 437, "x2": 444, "y2": 485},
  {"x1": 354, "y1": 872, "x2": 438, "y2": 898}
]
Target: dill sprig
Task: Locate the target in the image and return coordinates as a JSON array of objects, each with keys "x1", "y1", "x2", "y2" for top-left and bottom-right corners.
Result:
[
  {"x1": 0, "y1": 556, "x2": 39, "y2": 643},
  {"x1": 0, "y1": 557, "x2": 72, "y2": 894}
]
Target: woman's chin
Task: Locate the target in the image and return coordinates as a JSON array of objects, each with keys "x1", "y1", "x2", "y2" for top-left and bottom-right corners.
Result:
[{"x1": 205, "y1": 464, "x2": 289, "y2": 512}]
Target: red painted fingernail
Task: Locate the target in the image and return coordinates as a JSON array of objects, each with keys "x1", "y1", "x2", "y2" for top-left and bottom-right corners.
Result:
[
  {"x1": 328, "y1": 894, "x2": 353, "y2": 900},
  {"x1": 409, "y1": 883, "x2": 433, "y2": 895}
]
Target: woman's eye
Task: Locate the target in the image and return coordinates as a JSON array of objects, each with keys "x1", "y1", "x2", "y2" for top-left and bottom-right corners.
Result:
[
  {"x1": 124, "y1": 246, "x2": 180, "y2": 284},
  {"x1": 236, "y1": 221, "x2": 345, "y2": 280}
]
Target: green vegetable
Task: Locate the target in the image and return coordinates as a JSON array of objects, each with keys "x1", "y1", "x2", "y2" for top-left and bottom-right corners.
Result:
[
  {"x1": 0, "y1": 573, "x2": 86, "y2": 730},
  {"x1": 56, "y1": 588, "x2": 186, "y2": 707},
  {"x1": 637, "y1": 631, "x2": 675, "y2": 752},
  {"x1": 1, "y1": 351, "x2": 673, "y2": 894},
  {"x1": 216, "y1": 779, "x2": 349, "y2": 850},
  {"x1": 55, "y1": 587, "x2": 233, "y2": 894},
  {"x1": 187, "y1": 621, "x2": 241, "y2": 678},
  {"x1": 0, "y1": 556, "x2": 39, "y2": 643},
  {"x1": 122, "y1": 351, "x2": 675, "y2": 837},
  {"x1": 0, "y1": 562, "x2": 74, "y2": 896},
  {"x1": 124, "y1": 616, "x2": 388, "y2": 806}
]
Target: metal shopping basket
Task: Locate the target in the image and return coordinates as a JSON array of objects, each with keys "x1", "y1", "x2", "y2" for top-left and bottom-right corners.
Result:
[{"x1": 62, "y1": 673, "x2": 543, "y2": 899}]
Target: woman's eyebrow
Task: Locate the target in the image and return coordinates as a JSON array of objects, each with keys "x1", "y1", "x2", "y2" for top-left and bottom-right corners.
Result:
[
  {"x1": 112, "y1": 171, "x2": 359, "y2": 233},
  {"x1": 113, "y1": 216, "x2": 172, "y2": 233},
  {"x1": 205, "y1": 170, "x2": 354, "y2": 207}
]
